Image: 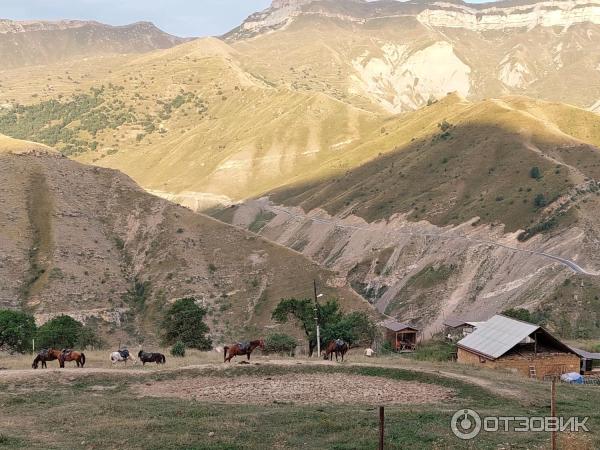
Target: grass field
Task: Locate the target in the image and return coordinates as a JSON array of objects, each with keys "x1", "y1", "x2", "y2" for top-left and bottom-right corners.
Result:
[{"x1": 0, "y1": 351, "x2": 598, "y2": 449}]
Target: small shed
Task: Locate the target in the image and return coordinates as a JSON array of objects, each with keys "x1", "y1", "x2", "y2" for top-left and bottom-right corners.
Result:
[
  {"x1": 380, "y1": 319, "x2": 420, "y2": 351},
  {"x1": 457, "y1": 315, "x2": 580, "y2": 379},
  {"x1": 568, "y1": 346, "x2": 600, "y2": 375},
  {"x1": 443, "y1": 317, "x2": 485, "y2": 341}
]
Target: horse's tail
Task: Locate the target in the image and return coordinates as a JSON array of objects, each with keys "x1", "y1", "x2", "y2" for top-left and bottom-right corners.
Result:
[
  {"x1": 80, "y1": 353, "x2": 86, "y2": 367},
  {"x1": 223, "y1": 346, "x2": 229, "y2": 362}
]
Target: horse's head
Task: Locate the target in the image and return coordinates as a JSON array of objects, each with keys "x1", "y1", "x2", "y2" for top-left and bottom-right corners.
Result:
[
  {"x1": 32, "y1": 357, "x2": 38, "y2": 369},
  {"x1": 258, "y1": 339, "x2": 265, "y2": 350},
  {"x1": 138, "y1": 350, "x2": 143, "y2": 358}
]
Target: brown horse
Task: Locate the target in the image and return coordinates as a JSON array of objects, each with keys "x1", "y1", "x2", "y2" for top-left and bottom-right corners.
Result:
[
  {"x1": 32, "y1": 350, "x2": 59, "y2": 369},
  {"x1": 48, "y1": 349, "x2": 86, "y2": 368},
  {"x1": 324, "y1": 339, "x2": 348, "y2": 362},
  {"x1": 223, "y1": 339, "x2": 264, "y2": 363}
]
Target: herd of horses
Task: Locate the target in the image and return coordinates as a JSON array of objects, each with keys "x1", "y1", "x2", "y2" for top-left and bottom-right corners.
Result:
[{"x1": 31, "y1": 339, "x2": 350, "y2": 369}]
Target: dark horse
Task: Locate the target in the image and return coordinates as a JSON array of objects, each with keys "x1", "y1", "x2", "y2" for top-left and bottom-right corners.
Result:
[
  {"x1": 324, "y1": 339, "x2": 349, "y2": 362},
  {"x1": 138, "y1": 350, "x2": 166, "y2": 365},
  {"x1": 223, "y1": 339, "x2": 264, "y2": 363},
  {"x1": 32, "y1": 349, "x2": 59, "y2": 369},
  {"x1": 48, "y1": 349, "x2": 86, "y2": 368}
]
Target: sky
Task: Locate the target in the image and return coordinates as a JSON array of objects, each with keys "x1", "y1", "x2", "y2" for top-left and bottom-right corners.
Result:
[{"x1": 0, "y1": 0, "x2": 273, "y2": 37}]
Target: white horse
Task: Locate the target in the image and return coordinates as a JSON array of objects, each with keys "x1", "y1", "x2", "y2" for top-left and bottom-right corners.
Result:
[{"x1": 110, "y1": 351, "x2": 137, "y2": 365}]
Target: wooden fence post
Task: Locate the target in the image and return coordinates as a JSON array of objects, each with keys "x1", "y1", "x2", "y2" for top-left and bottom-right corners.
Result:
[{"x1": 379, "y1": 406, "x2": 385, "y2": 450}]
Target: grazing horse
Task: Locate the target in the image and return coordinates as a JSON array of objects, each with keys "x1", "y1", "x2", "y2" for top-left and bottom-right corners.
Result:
[
  {"x1": 32, "y1": 349, "x2": 58, "y2": 369},
  {"x1": 223, "y1": 339, "x2": 264, "y2": 363},
  {"x1": 324, "y1": 339, "x2": 349, "y2": 362},
  {"x1": 47, "y1": 349, "x2": 86, "y2": 368},
  {"x1": 138, "y1": 350, "x2": 166, "y2": 365},
  {"x1": 110, "y1": 349, "x2": 136, "y2": 365}
]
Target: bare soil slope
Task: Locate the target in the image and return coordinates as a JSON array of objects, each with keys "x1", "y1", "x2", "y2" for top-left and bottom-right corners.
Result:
[{"x1": 0, "y1": 136, "x2": 368, "y2": 345}]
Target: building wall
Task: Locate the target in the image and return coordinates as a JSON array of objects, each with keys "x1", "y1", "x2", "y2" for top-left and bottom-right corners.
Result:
[{"x1": 457, "y1": 348, "x2": 580, "y2": 379}]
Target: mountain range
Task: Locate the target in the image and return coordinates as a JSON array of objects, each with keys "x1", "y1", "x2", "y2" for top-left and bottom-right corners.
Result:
[{"x1": 1, "y1": 0, "x2": 600, "y2": 342}]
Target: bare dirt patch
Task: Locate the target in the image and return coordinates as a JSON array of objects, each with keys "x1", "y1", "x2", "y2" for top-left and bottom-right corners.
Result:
[{"x1": 134, "y1": 373, "x2": 454, "y2": 405}]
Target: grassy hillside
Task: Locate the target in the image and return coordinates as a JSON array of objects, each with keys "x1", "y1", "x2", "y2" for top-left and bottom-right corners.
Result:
[
  {"x1": 0, "y1": 135, "x2": 369, "y2": 346},
  {"x1": 270, "y1": 95, "x2": 600, "y2": 233}
]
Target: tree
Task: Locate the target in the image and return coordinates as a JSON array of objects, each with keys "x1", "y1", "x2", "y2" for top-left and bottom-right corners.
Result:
[
  {"x1": 530, "y1": 166, "x2": 542, "y2": 180},
  {"x1": 502, "y1": 308, "x2": 546, "y2": 325},
  {"x1": 161, "y1": 298, "x2": 212, "y2": 350},
  {"x1": 534, "y1": 193, "x2": 547, "y2": 208},
  {"x1": 272, "y1": 298, "x2": 375, "y2": 355},
  {"x1": 264, "y1": 333, "x2": 297, "y2": 355},
  {"x1": 36, "y1": 315, "x2": 100, "y2": 349},
  {"x1": 271, "y1": 297, "x2": 343, "y2": 355},
  {"x1": 0, "y1": 310, "x2": 36, "y2": 353},
  {"x1": 321, "y1": 311, "x2": 377, "y2": 346}
]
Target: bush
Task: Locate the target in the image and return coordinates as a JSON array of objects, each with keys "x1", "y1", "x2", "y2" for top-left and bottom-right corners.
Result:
[
  {"x1": 35, "y1": 315, "x2": 101, "y2": 349},
  {"x1": 0, "y1": 310, "x2": 36, "y2": 353},
  {"x1": 161, "y1": 298, "x2": 212, "y2": 350},
  {"x1": 530, "y1": 166, "x2": 542, "y2": 179},
  {"x1": 171, "y1": 341, "x2": 186, "y2": 357},
  {"x1": 264, "y1": 333, "x2": 297, "y2": 355},
  {"x1": 534, "y1": 193, "x2": 547, "y2": 208}
]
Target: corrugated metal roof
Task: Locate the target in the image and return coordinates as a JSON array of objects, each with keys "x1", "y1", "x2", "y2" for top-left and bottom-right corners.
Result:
[
  {"x1": 568, "y1": 346, "x2": 600, "y2": 360},
  {"x1": 457, "y1": 315, "x2": 540, "y2": 359},
  {"x1": 443, "y1": 317, "x2": 471, "y2": 328},
  {"x1": 380, "y1": 319, "x2": 419, "y2": 332}
]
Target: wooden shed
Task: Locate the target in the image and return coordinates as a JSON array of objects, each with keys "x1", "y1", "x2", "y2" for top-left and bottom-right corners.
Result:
[
  {"x1": 380, "y1": 319, "x2": 420, "y2": 352},
  {"x1": 443, "y1": 317, "x2": 485, "y2": 341},
  {"x1": 568, "y1": 346, "x2": 600, "y2": 375},
  {"x1": 457, "y1": 315, "x2": 580, "y2": 380}
]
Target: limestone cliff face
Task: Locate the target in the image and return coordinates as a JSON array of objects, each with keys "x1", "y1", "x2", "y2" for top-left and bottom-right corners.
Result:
[
  {"x1": 416, "y1": 0, "x2": 600, "y2": 30},
  {"x1": 233, "y1": 0, "x2": 600, "y2": 38}
]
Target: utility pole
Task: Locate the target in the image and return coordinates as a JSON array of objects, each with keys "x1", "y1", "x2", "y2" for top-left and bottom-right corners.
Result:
[
  {"x1": 551, "y1": 379, "x2": 557, "y2": 450},
  {"x1": 313, "y1": 280, "x2": 321, "y2": 358}
]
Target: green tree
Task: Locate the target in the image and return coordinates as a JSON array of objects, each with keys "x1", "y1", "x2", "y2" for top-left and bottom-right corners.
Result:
[
  {"x1": 36, "y1": 315, "x2": 100, "y2": 349},
  {"x1": 264, "y1": 333, "x2": 297, "y2": 355},
  {"x1": 530, "y1": 166, "x2": 543, "y2": 179},
  {"x1": 272, "y1": 298, "x2": 375, "y2": 354},
  {"x1": 534, "y1": 193, "x2": 547, "y2": 208},
  {"x1": 161, "y1": 298, "x2": 212, "y2": 350},
  {"x1": 0, "y1": 310, "x2": 36, "y2": 353},
  {"x1": 322, "y1": 311, "x2": 377, "y2": 346},
  {"x1": 501, "y1": 308, "x2": 546, "y2": 325}
]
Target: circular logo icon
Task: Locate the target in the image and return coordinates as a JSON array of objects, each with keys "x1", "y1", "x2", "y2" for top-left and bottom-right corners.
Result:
[{"x1": 451, "y1": 409, "x2": 482, "y2": 440}]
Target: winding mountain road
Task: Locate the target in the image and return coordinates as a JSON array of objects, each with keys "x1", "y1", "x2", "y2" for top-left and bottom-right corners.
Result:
[{"x1": 266, "y1": 206, "x2": 596, "y2": 276}]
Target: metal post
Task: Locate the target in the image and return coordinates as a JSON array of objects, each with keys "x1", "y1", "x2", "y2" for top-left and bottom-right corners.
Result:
[
  {"x1": 551, "y1": 379, "x2": 557, "y2": 450},
  {"x1": 379, "y1": 406, "x2": 385, "y2": 450},
  {"x1": 313, "y1": 280, "x2": 321, "y2": 358},
  {"x1": 32, "y1": 338, "x2": 35, "y2": 354}
]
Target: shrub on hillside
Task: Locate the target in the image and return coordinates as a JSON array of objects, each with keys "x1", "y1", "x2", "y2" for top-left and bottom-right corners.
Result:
[
  {"x1": 530, "y1": 166, "x2": 543, "y2": 179},
  {"x1": 161, "y1": 298, "x2": 212, "y2": 350},
  {"x1": 171, "y1": 341, "x2": 186, "y2": 357},
  {"x1": 0, "y1": 310, "x2": 37, "y2": 353},
  {"x1": 35, "y1": 315, "x2": 102, "y2": 349},
  {"x1": 264, "y1": 333, "x2": 297, "y2": 355}
]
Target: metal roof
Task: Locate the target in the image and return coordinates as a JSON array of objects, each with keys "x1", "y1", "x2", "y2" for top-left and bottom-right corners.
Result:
[
  {"x1": 380, "y1": 319, "x2": 419, "y2": 332},
  {"x1": 457, "y1": 315, "x2": 540, "y2": 360},
  {"x1": 568, "y1": 346, "x2": 600, "y2": 360},
  {"x1": 443, "y1": 317, "x2": 471, "y2": 328}
]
